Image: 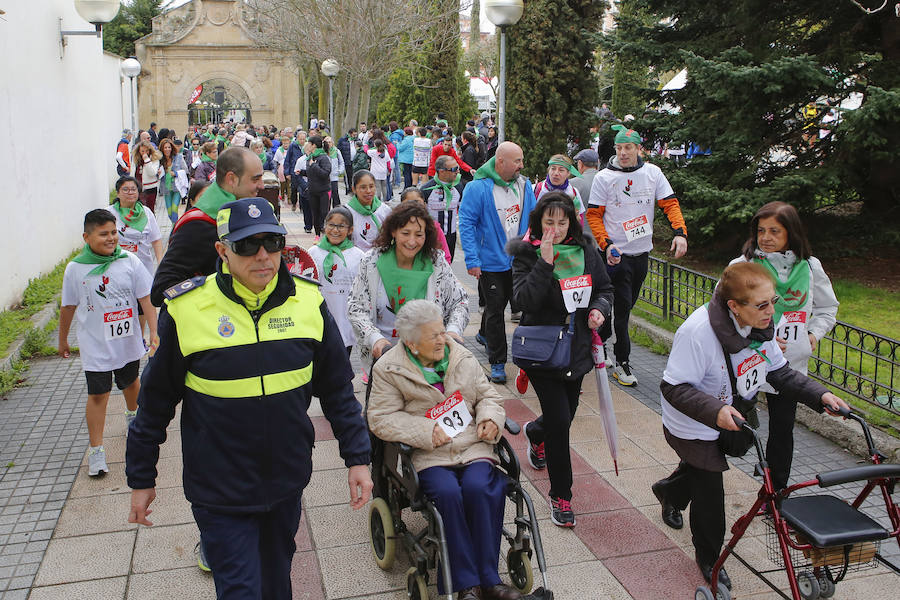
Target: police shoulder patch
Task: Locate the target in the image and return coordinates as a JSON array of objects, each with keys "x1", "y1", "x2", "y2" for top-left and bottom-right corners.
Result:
[{"x1": 164, "y1": 275, "x2": 208, "y2": 301}]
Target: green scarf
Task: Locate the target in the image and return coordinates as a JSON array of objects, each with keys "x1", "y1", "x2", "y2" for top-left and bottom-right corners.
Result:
[
  {"x1": 192, "y1": 182, "x2": 236, "y2": 220},
  {"x1": 406, "y1": 344, "x2": 450, "y2": 385},
  {"x1": 536, "y1": 244, "x2": 585, "y2": 280},
  {"x1": 548, "y1": 158, "x2": 581, "y2": 178},
  {"x1": 473, "y1": 157, "x2": 517, "y2": 192},
  {"x1": 376, "y1": 247, "x2": 434, "y2": 313},
  {"x1": 201, "y1": 154, "x2": 215, "y2": 162},
  {"x1": 317, "y1": 237, "x2": 354, "y2": 282},
  {"x1": 311, "y1": 148, "x2": 326, "y2": 159},
  {"x1": 328, "y1": 147, "x2": 339, "y2": 159},
  {"x1": 72, "y1": 244, "x2": 127, "y2": 275},
  {"x1": 257, "y1": 152, "x2": 267, "y2": 165},
  {"x1": 347, "y1": 195, "x2": 384, "y2": 227},
  {"x1": 216, "y1": 135, "x2": 229, "y2": 147},
  {"x1": 112, "y1": 200, "x2": 148, "y2": 232},
  {"x1": 425, "y1": 175, "x2": 461, "y2": 209},
  {"x1": 754, "y1": 258, "x2": 811, "y2": 323}
]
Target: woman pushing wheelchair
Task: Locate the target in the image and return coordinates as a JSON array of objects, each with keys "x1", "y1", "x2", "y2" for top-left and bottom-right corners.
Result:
[{"x1": 367, "y1": 300, "x2": 523, "y2": 600}]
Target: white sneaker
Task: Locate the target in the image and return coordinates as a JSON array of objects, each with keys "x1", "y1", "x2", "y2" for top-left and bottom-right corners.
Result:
[
  {"x1": 125, "y1": 409, "x2": 138, "y2": 431},
  {"x1": 603, "y1": 341, "x2": 614, "y2": 368},
  {"x1": 613, "y1": 362, "x2": 638, "y2": 387},
  {"x1": 88, "y1": 446, "x2": 109, "y2": 477}
]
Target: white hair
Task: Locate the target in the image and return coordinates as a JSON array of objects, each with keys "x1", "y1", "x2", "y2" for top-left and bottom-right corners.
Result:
[{"x1": 395, "y1": 300, "x2": 442, "y2": 344}]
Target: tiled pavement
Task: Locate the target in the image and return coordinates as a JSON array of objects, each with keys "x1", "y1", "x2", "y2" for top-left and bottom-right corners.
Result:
[{"x1": 0, "y1": 192, "x2": 897, "y2": 599}]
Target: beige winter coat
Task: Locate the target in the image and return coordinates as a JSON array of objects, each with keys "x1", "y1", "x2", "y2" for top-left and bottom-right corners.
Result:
[{"x1": 368, "y1": 338, "x2": 506, "y2": 473}]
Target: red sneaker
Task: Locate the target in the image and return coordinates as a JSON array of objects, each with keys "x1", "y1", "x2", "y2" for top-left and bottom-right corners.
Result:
[{"x1": 515, "y1": 368, "x2": 529, "y2": 394}]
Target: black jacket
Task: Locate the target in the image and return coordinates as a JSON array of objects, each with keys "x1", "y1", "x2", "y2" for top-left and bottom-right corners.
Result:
[
  {"x1": 150, "y1": 218, "x2": 218, "y2": 306},
  {"x1": 304, "y1": 152, "x2": 332, "y2": 194},
  {"x1": 508, "y1": 233, "x2": 613, "y2": 379},
  {"x1": 460, "y1": 143, "x2": 479, "y2": 183},
  {"x1": 337, "y1": 136, "x2": 352, "y2": 170}
]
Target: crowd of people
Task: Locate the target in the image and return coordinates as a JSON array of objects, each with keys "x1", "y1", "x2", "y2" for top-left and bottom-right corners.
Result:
[{"x1": 61, "y1": 112, "x2": 853, "y2": 600}]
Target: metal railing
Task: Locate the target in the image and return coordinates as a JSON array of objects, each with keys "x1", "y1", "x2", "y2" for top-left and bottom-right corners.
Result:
[{"x1": 636, "y1": 256, "x2": 900, "y2": 417}]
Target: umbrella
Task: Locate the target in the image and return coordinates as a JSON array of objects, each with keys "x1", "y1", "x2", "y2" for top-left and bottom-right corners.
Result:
[{"x1": 591, "y1": 330, "x2": 620, "y2": 475}]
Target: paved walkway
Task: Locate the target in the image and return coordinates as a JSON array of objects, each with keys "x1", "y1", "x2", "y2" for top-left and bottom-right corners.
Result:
[{"x1": 0, "y1": 192, "x2": 897, "y2": 599}]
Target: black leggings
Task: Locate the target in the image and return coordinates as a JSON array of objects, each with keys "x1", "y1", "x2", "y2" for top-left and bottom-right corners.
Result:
[
  {"x1": 309, "y1": 190, "x2": 330, "y2": 236},
  {"x1": 599, "y1": 252, "x2": 649, "y2": 365},
  {"x1": 660, "y1": 461, "x2": 725, "y2": 565},
  {"x1": 330, "y1": 181, "x2": 341, "y2": 208},
  {"x1": 523, "y1": 372, "x2": 583, "y2": 501}
]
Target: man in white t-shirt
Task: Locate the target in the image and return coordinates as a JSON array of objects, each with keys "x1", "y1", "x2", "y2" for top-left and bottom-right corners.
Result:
[
  {"x1": 586, "y1": 125, "x2": 688, "y2": 387},
  {"x1": 58, "y1": 209, "x2": 156, "y2": 477}
]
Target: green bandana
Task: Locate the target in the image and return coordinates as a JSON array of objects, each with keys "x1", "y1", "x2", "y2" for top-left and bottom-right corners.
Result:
[
  {"x1": 754, "y1": 258, "x2": 811, "y2": 323},
  {"x1": 612, "y1": 124, "x2": 641, "y2": 145},
  {"x1": 317, "y1": 237, "x2": 354, "y2": 282},
  {"x1": 473, "y1": 157, "x2": 518, "y2": 198},
  {"x1": 201, "y1": 154, "x2": 215, "y2": 162},
  {"x1": 347, "y1": 195, "x2": 384, "y2": 228},
  {"x1": 376, "y1": 247, "x2": 434, "y2": 313},
  {"x1": 216, "y1": 135, "x2": 229, "y2": 147},
  {"x1": 311, "y1": 148, "x2": 326, "y2": 159},
  {"x1": 425, "y1": 175, "x2": 461, "y2": 209},
  {"x1": 406, "y1": 344, "x2": 450, "y2": 385},
  {"x1": 536, "y1": 244, "x2": 585, "y2": 280},
  {"x1": 192, "y1": 182, "x2": 236, "y2": 220},
  {"x1": 72, "y1": 243, "x2": 127, "y2": 275},
  {"x1": 548, "y1": 158, "x2": 581, "y2": 178},
  {"x1": 328, "y1": 147, "x2": 339, "y2": 159},
  {"x1": 112, "y1": 200, "x2": 147, "y2": 232},
  {"x1": 257, "y1": 152, "x2": 267, "y2": 164}
]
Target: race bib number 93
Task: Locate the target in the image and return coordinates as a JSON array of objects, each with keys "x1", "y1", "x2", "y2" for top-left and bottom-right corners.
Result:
[{"x1": 426, "y1": 390, "x2": 473, "y2": 438}]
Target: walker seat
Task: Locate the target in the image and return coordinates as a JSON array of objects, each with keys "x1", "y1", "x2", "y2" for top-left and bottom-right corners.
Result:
[{"x1": 779, "y1": 495, "x2": 890, "y2": 548}]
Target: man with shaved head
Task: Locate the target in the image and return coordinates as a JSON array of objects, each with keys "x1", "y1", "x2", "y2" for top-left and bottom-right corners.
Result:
[{"x1": 459, "y1": 142, "x2": 537, "y2": 383}]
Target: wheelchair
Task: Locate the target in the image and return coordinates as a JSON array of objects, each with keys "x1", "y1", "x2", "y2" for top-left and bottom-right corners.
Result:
[
  {"x1": 695, "y1": 407, "x2": 900, "y2": 600},
  {"x1": 363, "y1": 366, "x2": 554, "y2": 600}
]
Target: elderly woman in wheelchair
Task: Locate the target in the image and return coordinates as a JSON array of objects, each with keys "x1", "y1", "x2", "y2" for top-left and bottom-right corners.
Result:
[{"x1": 367, "y1": 300, "x2": 524, "y2": 600}]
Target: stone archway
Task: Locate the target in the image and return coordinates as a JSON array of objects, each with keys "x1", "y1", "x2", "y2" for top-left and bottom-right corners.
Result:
[{"x1": 188, "y1": 77, "x2": 253, "y2": 125}]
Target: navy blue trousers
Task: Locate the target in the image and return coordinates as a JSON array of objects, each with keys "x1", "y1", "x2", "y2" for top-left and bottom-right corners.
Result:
[
  {"x1": 418, "y1": 461, "x2": 506, "y2": 594},
  {"x1": 191, "y1": 491, "x2": 303, "y2": 600}
]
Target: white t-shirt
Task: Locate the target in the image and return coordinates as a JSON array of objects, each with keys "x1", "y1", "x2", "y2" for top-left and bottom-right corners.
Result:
[
  {"x1": 534, "y1": 180, "x2": 585, "y2": 215},
  {"x1": 588, "y1": 161, "x2": 675, "y2": 255},
  {"x1": 349, "y1": 202, "x2": 393, "y2": 252},
  {"x1": 492, "y1": 178, "x2": 526, "y2": 241},
  {"x1": 61, "y1": 253, "x2": 152, "y2": 372},
  {"x1": 106, "y1": 206, "x2": 162, "y2": 277},
  {"x1": 660, "y1": 305, "x2": 786, "y2": 441},
  {"x1": 307, "y1": 244, "x2": 365, "y2": 347},
  {"x1": 425, "y1": 183, "x2": 461, "y2": 235},
  {"x1": 367, "y1": 149, "x2": 391, "y2": 180},
  {"x1": 413, "y1": 137, "x2": 432, "y2": 167}
]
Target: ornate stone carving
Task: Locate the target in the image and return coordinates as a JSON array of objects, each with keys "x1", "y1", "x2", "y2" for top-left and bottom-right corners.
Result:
[
  {"x1": 168, "y1": 68, "x2": 183, "y2": 84},
  {"x1": 253, "y1": 61, "x2": 270, "y2": 83},
  {"x1": 205, "y1": 2, "x2": 234, "y2": 26},
  {"x1": 153, "y1": 3, "x2": 197, "y2": 44}
]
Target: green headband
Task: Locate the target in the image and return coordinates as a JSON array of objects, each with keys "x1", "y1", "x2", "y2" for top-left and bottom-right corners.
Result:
[
  {"x1": 548, "y1": 158, "x2": 581, "y2": 178},
  {"x1": 612, "y1": 124, "x2": 641, "y2": 145}
]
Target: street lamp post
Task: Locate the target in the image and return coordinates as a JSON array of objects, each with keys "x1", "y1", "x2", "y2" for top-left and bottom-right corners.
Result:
[
  {"x1": 485, "y1": 0, "x2": 524, "y2": 143},
  {"x1": 121, "y1": 56, "x2": 141, "y2": 136},
  {"x1": 59, "y1": 0, "x2": 121, "y2": 58},
  {"x1": 321, "y1": 59, "x2": 340, "y2": 134}
]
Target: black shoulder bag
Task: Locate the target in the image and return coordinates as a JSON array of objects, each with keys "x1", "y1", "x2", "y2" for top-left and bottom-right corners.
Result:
[{"x1": 717, "y1": 344, "x2": 760, "y2": 458}]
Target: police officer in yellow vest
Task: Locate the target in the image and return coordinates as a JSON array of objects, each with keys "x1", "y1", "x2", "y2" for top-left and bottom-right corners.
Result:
[{"x1": 126, "y1": 198, "x2": 373, "y2": 600}]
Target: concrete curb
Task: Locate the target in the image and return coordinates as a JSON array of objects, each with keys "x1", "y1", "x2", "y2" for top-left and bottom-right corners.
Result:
[
  {"x1": 629, "y1": 315, "x2": 900, "y2": 463},
  {"x1": 0, "y1": 301, "x2": 58, "y2": 373}
]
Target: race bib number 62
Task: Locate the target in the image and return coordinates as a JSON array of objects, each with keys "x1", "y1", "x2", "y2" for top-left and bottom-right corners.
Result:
[
  {"x1": 426, "y1": 390, "x2": 473, "y2": 438},
  {"x1": 735, "y1": 352, "x2": 766, "y2": 398}
]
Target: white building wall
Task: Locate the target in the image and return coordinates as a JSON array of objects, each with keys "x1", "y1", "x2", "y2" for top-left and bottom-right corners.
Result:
[{"x1": 0, "y1": 0, "x2": 127, "y2": 309}]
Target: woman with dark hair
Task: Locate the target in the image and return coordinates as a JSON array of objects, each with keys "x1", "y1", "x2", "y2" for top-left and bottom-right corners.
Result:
[
  {"x1": 485, "y1": 126, "x2": 499, "y2": 160},
  {"x1": 157, "y1": 138, "x2": 188, "y2": 225},
  {"x1": 507, "y1": 192, "x2": 613, "y2": 528},
  {"x1": 651, "y1": 261, "x2": 848, "y2": 591},
  {"x1": 186, "y1": 179, "x2": 211, "y2": 207},
  {"x1": 459, "y1": 131, "x2": 479, "y2": 186},
  {"x1": 728, "y1": 201, "x2": 839, "y2": 492},
  {"x1": 130, "y1": 141, "x2": 162, "y2": 213},
  {"x1": 303, "y1": 135, "x2": 333, "y2": 240},
  {"x1": 348, "y1": 201, "x2": 470, "y2": 377}
]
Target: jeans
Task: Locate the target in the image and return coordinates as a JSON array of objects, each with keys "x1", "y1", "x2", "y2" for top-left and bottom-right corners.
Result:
[{"x1": 401, "y1": 163, "x2": 413, "y2": 189}]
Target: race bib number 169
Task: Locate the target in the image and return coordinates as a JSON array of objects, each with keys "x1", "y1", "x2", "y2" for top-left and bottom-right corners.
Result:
[{"x1": 103, "y1": 308, "x2": 135, "y2": 341}]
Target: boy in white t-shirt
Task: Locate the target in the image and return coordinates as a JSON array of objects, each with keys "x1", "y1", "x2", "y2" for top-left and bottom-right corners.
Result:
[{"x1": 58, "y1": 209, "x2": 157, "y2": 477}]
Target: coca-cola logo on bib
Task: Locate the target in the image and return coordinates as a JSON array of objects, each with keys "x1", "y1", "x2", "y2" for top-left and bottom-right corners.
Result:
[
  {"x1": 783, "y1": 311, "x2": 807, "y2": 324},
  {"x1": 561, "y1": 275, "x2": 591, "y2": 290},
  {"x1": 737, "y1": 352, "x2": 766, "y2": 376},
  {"x1": 103, "y1": 308, "x2": 133, "y2": 322}
]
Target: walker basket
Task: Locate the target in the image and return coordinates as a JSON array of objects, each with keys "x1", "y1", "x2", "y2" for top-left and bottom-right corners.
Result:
[{"x1": 764, "y1": 515, "x2": 881, "y2": 574}]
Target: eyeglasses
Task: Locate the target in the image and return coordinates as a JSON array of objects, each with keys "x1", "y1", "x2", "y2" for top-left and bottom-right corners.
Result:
[
  {"x1": 225, "y1": 234, "x2": 286, "y2": 256},
  {"x1": 741, "y1": 296, "x2": 781, "y2": 311},
  {"x1": 440, "y1": 166, "x2": 460, "y2": 173},
  {"x1": 325, "y1": 223, "x2": 348, "y2": 231},
  {"x1": 119, "y1": 187, "x2": 139, "y2": 194}
]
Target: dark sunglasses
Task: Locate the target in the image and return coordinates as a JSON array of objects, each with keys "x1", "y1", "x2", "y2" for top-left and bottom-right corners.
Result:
[
  {"x1": 440, "y1": 166, "x2": 460, "y2": 173},
  {"x1": 226, "y1": 234, "x2": 286, "y2": 256},
  {"x1": 741, "y1": 295, "x2": 781, "y2": 311}
]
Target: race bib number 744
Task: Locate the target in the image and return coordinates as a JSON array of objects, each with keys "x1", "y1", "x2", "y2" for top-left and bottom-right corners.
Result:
[
  {"x1": 425, "y1": 390, "x2": 473, "y2": 438},
  {"x1": 623, "y1": 214, "x2": 651, "y2": 242}
]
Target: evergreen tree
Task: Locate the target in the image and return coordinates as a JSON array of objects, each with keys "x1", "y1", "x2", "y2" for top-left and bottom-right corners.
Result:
[
  {"x1": 602, "y1": 0, "x2": 899, "y2": 240},
  {"x1": 103, "y1": 0, "x2": 167, "y2": 57},
  {"x1": 423, "y1": 0, "x2": 462, "y2": 129},
  {"x1": 505, "y1": 0, "x2": 603, "y2": 177}
]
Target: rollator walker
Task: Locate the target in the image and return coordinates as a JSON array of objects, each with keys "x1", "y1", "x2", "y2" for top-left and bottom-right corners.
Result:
[{"x1": 696, "y1": 407, "x2": 900, "y2": 600}]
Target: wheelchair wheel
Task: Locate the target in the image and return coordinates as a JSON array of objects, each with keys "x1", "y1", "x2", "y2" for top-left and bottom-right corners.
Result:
[
  {"x1": 369, "y1": 498, "x2": 396, "y2": 570},
  {"x1": 817, "y1": 575, "x2": 835, "y2": 598},
  {"x1": 406, "y1": 567, "x2": 428, "y2": 600},
  {"x1": 694, "y1": 582, "x2": 731, "y2": 600},
  {"x1": 797, "y1": 571, "x2": 820, "y2": 600},
  {"x1": 507, "y1": 549, "x2": 534, "y2": 594}
]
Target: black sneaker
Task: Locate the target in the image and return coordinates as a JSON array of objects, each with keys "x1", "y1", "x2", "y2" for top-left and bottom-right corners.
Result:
[
  {"x1": 549, "y1": 495, "x2": 575, "y2": 527},
  {"x1": 523, "y1": 421, "x2": 546, "y2": 470}
]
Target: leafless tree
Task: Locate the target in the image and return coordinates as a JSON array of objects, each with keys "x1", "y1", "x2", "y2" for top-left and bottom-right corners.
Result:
[{"x1": 244, "y1": 0, "x2": 472, "y2": 134}]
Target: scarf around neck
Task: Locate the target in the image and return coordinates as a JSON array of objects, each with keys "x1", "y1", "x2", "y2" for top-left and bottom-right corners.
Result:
[
  {"x1": 473, "y1": 157, "x2": 518, "y2": 196},
  {"x1": 406, "y1": 344, "x2": 450, "y2": 385},
  {"x1": 112, "y1": 200, "x2": 148, "y2": 232},
  {"x1": 192, "y1": 182, "x2": 236, "y2": 219},
  {"x1": 311, "y1": 148, "x2": 326, "y2": 159},
  {"x1": 72, "y1": 244, "x2": 127, "y2": 275},
  {"x1": 348, "y1": 196, "x2": 384, "y2": 227},
  {"x1": 317, "y1": 237, "x2": 354, "y2": 281},
  {"x1": 535, "y1": 242, "x2": 585, "y2": 280},
  {"x1": 753, "y1": 252, "x2": 811, "y2": 322},
  {"x1": 376, "y1": 247, "x2": 434, "y2": 313},
  {"x1": 707, "y1": 291, "x2": 775, "y2": 358},
  {"x1": 426, "y1": 175, "x2": 461, "y2": 209}
]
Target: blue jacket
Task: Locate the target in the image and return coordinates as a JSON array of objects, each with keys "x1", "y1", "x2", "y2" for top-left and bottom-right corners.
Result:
[
  {"x1": 284, "y1": 141, "x2": 304, "y2": 180},
  {"x1": 397, "y1": 134, "x2": 414, "y2": 164},
  {"x1": 458, "y1": 177, "x2": 536, "y2": 272},
  {"x1": 389, "y1": 129, "x2": 404, "y2": 145}
]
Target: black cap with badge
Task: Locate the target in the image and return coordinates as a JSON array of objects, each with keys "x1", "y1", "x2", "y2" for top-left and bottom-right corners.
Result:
[{"x1": 217, "y1": 198, "x2": 286, "y2": 242}]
